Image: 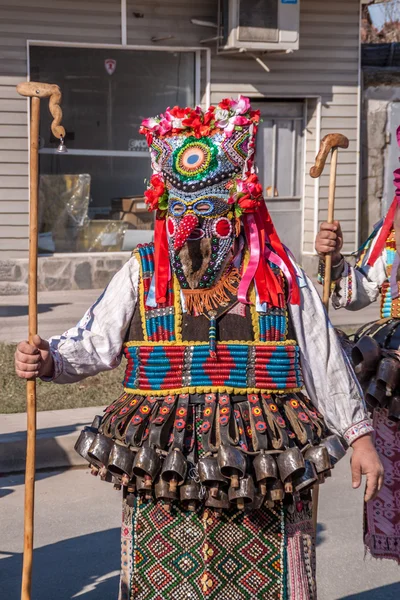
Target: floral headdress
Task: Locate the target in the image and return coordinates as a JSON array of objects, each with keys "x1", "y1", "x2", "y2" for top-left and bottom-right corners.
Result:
[{"x1": 141, "y1": 96, "x2": 263, "y2": 217}]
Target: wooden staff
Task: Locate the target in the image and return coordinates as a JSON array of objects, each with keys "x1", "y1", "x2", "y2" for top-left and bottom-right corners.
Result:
[
  {"x1": 16, "y1": 82, "x2": 66, "y2": 600},
  {"x1": 309, "y1": 132, "x2": 349, "y2": 535}
]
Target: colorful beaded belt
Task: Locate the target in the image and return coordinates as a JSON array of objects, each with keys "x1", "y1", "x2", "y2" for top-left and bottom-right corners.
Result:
[{"x1": 123, "y1": 342, "x2": 303, "y2": 395}]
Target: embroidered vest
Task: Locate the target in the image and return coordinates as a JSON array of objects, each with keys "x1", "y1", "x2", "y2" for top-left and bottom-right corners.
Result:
[{"x1": 123, "y1": 243, "x2": 304, "y2": 396}]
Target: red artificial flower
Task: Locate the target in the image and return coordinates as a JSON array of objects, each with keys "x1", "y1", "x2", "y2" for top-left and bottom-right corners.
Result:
[
  {"x1": 237, "y1": 194, "x2": 262, "y2": 213},
  {"x1": 144, "y1": 174, "x2": 167, "y2": 211},
  {"x1": 150, "y1": 174, "x2": 165, "y2": 196},
  {"x1": 197, "y1": 124, "x2": 212, "y2": 138},
  {"x1": 244, "y1": 173, "x2": 263, "y2": 198},
  {"x1": 250, "y1": 109, "x2": 260, "y2": 123},
  {"x1": 218, "y1": 98, "x2": 232, "y2": 110},
  {"x1": 169, "y1": 106, "x2": 188, "y2": 119},
  {"x1": 203, "y1": 106, "x2": 215, "y2": 126},
  {"x1": 144, "y1": 188, "x2": 159, "y2": 211}
]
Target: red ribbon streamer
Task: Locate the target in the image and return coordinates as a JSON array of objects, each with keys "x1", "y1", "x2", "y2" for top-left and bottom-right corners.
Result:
[
  {"x1": 154, "y1": 214, "x2": 169, "y2": 303},
  {"x1": 367, "y1": 196, "x2": 398, "y2": 267}
]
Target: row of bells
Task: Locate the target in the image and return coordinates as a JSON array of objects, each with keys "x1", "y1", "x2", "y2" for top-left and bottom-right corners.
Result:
[
  {"x1": 351, "y1": 334, "x2": 400, "y2": 419},
  {"x1": 75, "y1": 416, "x2": 347, "y2": 512}
]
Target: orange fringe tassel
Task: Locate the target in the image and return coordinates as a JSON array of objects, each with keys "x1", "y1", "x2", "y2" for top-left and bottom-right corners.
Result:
[{"x1": 182, "y1": 266, "x2": 240, "y2": 314}]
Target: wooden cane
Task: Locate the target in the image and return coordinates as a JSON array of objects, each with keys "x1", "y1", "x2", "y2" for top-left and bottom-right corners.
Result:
[
  {"x1": 309, "y1": 133, "x2": 349, "y2": 536},
  {"x1": 16, "y1": 82, "x2": 65, "y2": 600}
]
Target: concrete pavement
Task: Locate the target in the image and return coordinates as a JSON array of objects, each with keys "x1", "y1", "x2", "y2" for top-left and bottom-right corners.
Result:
[
  {"x1": 1, "y1": 458, "x2": 399, "y2": 600},
  {"x1": 0, "y1": 285, "x2": 380, "y2": 343},
  {"x1": 0, "y1": 406, "x2": 105, "y2": 473}
]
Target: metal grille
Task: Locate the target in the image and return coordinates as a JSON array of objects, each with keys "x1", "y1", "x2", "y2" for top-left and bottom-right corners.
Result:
[{"x1": 238, "y1": 0, "x2": 279, "y2": 43}]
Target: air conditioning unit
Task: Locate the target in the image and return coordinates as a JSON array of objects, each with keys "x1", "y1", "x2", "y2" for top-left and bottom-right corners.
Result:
[{"x1": 218, "y1": 0, "x2": 300, "y2": 52}]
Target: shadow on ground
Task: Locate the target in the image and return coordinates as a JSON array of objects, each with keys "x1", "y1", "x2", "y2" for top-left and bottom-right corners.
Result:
[
  {"x1": 316, "y1": 522, "x2": 327, "y2": 546},
  {"x1": 0, "y1": 528, "x2": 121, "y2": 599},
  {"x1": 339, "y1": 582, "x2": 400, "y2": 600},
  {"x1": 0, "y1": 303, "x2": 70, "y2": 318}
]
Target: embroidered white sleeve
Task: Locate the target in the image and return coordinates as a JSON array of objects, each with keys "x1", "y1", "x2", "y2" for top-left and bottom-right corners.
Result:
[
  {"x1": 331, "y1": 227, "x2": 388, "y2": 311},
  {"x1": 343, "y1": 419, "x2": 374, "y2": 446},
  {"x1": 43, "y1": 256, "x2": 140, "y2": 384},
  {"x1": 289, "y1": 271, "x2": 372, "y2": 442}
]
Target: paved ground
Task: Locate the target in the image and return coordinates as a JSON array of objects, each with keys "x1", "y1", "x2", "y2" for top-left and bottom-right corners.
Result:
[
  {"x1": 1, "y1": 458, "x2": 399, "y2": 600},
  {"x1": 0, "y1": 286, "x2": 380, "y2": 343}
]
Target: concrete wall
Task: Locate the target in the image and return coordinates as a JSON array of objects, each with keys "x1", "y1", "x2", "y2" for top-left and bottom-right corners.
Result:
[
  {"x1": 0, "y1": 253, "x2": 130, "y2": 295},
  {"x1": 361, "y1": 79, "x2": 400, "y2": 240}
]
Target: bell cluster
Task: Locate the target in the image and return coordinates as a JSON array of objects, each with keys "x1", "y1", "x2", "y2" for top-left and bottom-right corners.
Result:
[{"x1": 75, "y1": 417, "x2": 347, "y2": 514}]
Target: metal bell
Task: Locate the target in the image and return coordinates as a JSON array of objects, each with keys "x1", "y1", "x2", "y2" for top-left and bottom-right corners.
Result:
[
  {"x1": 74, "y1": 428, "x2": 97, "y2": 464},
  {"x1": 276, "y1": 447, "x2": 305, "y2": 492},
  {"x1": 376, "y1": 357, "x2": 400, "y2": 395},
  {"x1": 56, "y1": 135, "x2": 68, "y2": 153},
  {"x1": 293, "y1": 459, "x2": 318, "y2": 492},
  {"x1": 351, "y1": 336, "x2": 381, "y2": 377},
  {"x1": 228, "y1": 475, "x2": 255, "y2": 510},
  {"x1": 74, "y1": 414, "x2": 103, "y2": 464},
  {"x1": 266, "y1": 479, "x2": 285, "y2": 503},
  {"x1": 133, "y1": 446, "x2": 162, "y2": 488},
  {"x1": 388, "y1": 395, "x2": 400, "y2": 421},
  {"x1": 161, "y1": 448, "x2": 187, "y2": 492},
  {"x1": 198, "y1": 456, "x2": 229, "y2": 498},
  {"x1": 155, "y1": 478, "x2": 177, "y2": 511},
  {"x1": 98, "y1": 468, "x2": 115, "y2": 483},
  {"x1": 107, "y1": 442, "x2": 135, "y2": 479},
  {"x1": 180, "y1": 481, "x2": 202, "y2": 512},
  {"x1": 217, "y1": 444, "x2": 246, "y2": 489},
  {"x1": 320, "y1": 434, "x2": 347, "y2": 466},
  {"x1": 205, "y1": 488, "x2": 230, "y2": 513},
  {"x1": 365, "y1": 378, "x2": 387, "y2": 410},
  {"x1": 88, "y1": 433, "x2": 114, "y2": 467},
  {"x1": 248, "y1": 491, "x2": 265, "y2": 511},
  {"x1": 136, "y1": 476, "x2": 153, "y2": 501},
  {"x1": 91, "y1": 415, "x2": 103, "y2": 430},
  {"x1": 304, "y1": 445, "x2": 331, "y2": 474},
  {"x1": 253, "y1": 451, "x2": 278, "y2": 495}
]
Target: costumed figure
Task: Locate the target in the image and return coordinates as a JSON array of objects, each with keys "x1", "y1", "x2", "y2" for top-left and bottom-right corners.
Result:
[
  {"x1": 16, "y1": 97, "x2": 383, "y2": 599},
  {"x1": 315, "y1": 129, "x2": 400, "y2": 564}
]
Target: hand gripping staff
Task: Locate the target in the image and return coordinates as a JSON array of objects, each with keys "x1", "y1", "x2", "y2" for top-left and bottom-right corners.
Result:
[
  {"x1": 16, "y1": 81, "x2": 66, "y2": 600},
  {"x1": 309, "y1": 133, "x2": 349, "y2": 534}
]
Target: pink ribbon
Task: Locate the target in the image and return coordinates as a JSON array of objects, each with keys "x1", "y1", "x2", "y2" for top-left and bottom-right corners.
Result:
[
  {"x1": 264, "y1": 238, "x2": 295, "y2": 303},
  {"x1": 238, "y1": 213, "x2": 260, "y2": 304}
]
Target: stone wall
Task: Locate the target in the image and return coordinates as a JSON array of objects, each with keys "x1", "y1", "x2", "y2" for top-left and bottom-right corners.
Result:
[
  {"x1": 0, "y1": 253, "x2": 131, "y2": 295},
  {"x1": 362, "y1": 77, "x2": 400, "y2": 240}
]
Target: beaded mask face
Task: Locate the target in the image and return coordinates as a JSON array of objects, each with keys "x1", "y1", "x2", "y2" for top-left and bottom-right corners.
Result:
[
  {"x1": 163, "y1": 131, "x2": 247, "y2": 289},
  {"x1": 141, "y1": 99, "x2": 257, "y2": 291}
]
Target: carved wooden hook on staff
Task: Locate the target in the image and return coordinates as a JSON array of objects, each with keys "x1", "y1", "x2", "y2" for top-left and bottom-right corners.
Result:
[
  {"x1": 16, "y1": 81, "x2": 66, "y2": 600},
  {"x1": 309, "y1": 132, "x2": 349, "y2": 535}
]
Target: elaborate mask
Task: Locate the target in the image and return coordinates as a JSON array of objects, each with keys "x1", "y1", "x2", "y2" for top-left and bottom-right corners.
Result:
[
  {"x1": 141, "y1": 98, "x2": 259, "y2": 294},
  {"x1": 140, "y1": 97, "x2": 299, "y2": 310}
]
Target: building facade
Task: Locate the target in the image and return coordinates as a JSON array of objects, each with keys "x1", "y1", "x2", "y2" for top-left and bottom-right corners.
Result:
[{"x1": 0, "y1": 0, "x2": 362, "y2": 294}]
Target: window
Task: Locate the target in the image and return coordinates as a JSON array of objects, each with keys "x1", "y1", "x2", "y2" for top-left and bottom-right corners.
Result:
[{"x1": 29, "y1": 45, "x2": 197, "y2": 253}]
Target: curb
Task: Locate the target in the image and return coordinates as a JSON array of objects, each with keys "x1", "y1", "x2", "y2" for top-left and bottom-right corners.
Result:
[{"x1": 0, "y1": 405, "x2": 105, "y2": 474}]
